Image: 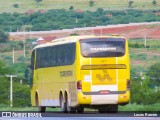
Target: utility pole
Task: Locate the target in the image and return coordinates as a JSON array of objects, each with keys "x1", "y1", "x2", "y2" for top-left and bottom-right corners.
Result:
[
  {"x1": 23, "y1": 39, "x2": 25, "y2": 58},
  {"x1": 12, "y1": 47, "x2": 15, "y2": 63},
  {"x1": 10, "y1": 26, "x2": 12, "y2": 33},
  {"x1": 23, "y1": 28, "x2": 26, "y2": 58},
  {"x1": 144, "y1": 34, "x2": 146, "y2": 48},
  {"x1": 29, "y1": 28, "x2": 32, "y2": 39},
  {"x1": 155, "y1": 86, "x2": 157, "y2": 92},
  {"x1": 6, "y1": 75, "x2": 17, "y2": 107},
  {"x1": 75, "y1": 17, "x2": 78, "y2": 23},
  {"x1": 17, "y1": 27, "x2": 19, "y2": 32},
  {"x1": 100, "y1": 28, "x2": 103, "y2": 36},
  {"x1": 92, "y1": 29, "x2": 94, "y2": 35}
]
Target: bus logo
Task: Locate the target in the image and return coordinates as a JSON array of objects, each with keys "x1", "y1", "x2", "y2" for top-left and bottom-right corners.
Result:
[{"x1": 96, "y1": 70, "x2": 112, "y2": 82}]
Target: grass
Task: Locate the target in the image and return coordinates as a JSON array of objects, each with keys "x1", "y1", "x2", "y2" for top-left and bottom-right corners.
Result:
[
  {"x1": 129, "y1": 39, "x2": 160, "y2": 49},
  {"x1": 128, "y1": 39, "x2": 160, "y2": 74},
  {"x1": 0, "y1": 106, "x2": 60, "y2": 112},
  {"x1": 0, "y1": 0, "x2": 160, "y2": 13},
  {"x1": 119, "y1": 103, "x2": 160, "y2": 111}
]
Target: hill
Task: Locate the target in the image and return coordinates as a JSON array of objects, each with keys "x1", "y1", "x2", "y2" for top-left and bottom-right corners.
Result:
[{"x1": 0, "y1": 0, "x2": 160, "y2": 13}]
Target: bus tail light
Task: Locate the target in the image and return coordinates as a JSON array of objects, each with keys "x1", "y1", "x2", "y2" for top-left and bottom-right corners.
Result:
[
  {"x1": 77, "y1": 80, "x2": 82, "y2": 90},
  {"x1": 100, "y1": 90, "x2": 109, "y2": 94},
  {"x1": 127, "y1": 79, "x2": 130, "y2": 90}
]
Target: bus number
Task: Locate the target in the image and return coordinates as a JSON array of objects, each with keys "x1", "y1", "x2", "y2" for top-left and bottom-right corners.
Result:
[{"x1": 60, "y1": 71, "x2": 73, "y2": 77}]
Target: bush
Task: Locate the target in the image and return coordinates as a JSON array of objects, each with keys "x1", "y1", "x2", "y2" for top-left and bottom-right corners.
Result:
[
  {"x1": 13, "y1": 83, "x2": 31, "y2": 107},
  {"x1": 18, "y1": 56, "x2": 26, "y2": 62},
  {"x1": 128, "y1": 0, "x2": 134, "y2": 8},
  {"x1": 130, "y1": 76, "x2": 160, "y2": 105},
  {"x1": 0, "y1": 77, "x2": 31, "y2": 107},
  {"x1": 130, "y1": 54, "x2": 147, "y2": 61},
  {"x1": 147, "y1": 63, "x2": 160, "y2": 87},
  {"x1": 89, "y1": 0, "x2": 95, "y2": 7},
  {"x1": 13, "y1": 4, "x2": 19, "y2": 8},
  {"x1": 70, "y1": 33, "x2": 79, "y2": 36},
  {"x1": 0, "y1": 29, "x2": 9, "y2": 43},
  {"x1": 152, "y1": 0, "x2": 157, "y2": 5},
  {"x1": 0, "y1": 78, "x2": 10, "y2": 105},
  {"x1": 129, "y1": 43, "x2": 146, "y2": 48},
  {"x1": 69, "y1": 6, "x2": 74, "y2": 10}
]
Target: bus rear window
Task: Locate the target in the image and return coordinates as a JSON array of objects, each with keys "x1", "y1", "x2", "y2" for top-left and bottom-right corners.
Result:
[{"x1": 80, "y1": 38, "x2": 125, "y2": 57}]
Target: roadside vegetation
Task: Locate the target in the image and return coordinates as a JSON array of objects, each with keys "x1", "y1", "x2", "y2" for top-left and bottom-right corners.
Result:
[{"x1": 0, "y1": 9, "x2": 159, "y2": 32}]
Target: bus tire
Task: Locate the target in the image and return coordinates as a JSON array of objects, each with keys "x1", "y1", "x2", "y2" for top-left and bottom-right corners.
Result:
[
  {"x1": 66, "y1": 99, "x2": 76, "y2": 113},
  {"x1": 98, "y1": 105, "x2": 118, "y2": 113},
  {"x1": 35, "y1": 93, "x2": 46, "y2": 113},
  {"x1": 107, "y1": 105, "x2": 118, "y2": 113},
  {"x1": 60, "y1": 94, "x2": 67, "y2": 113},
  {"x1": 38, "y1": 106, "x2": 46, "y2": 113},
  {"x1": 77, "y1": 106, "x2": 84, "y2": 113},
  {"x1": 98, "y1": 108, "x2": 106, "y2": 113}
]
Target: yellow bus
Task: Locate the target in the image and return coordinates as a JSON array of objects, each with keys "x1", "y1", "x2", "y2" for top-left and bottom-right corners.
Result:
[{"x1": 30, "y1": 35, "x2": 130, "y2": 113}]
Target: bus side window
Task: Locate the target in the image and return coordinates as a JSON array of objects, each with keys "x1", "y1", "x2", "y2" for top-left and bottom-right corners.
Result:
[
  {"x1": 30, "y1": 50, "x2": 35, "y2": 86},
  {"x1": 31, "y1": 50, "x2": 35, "y2": 70},
  {"x1": 65, "y1": 45, "x2": 68, "y2": 64},
  {"x1": 63, "y1": 44, "x2": 67, "y2": 64},
  {"x1": 52, "y1": 46, "x2": 56, "y2": 66},
  {"x1": 69, "y1": 43, "x2": 76, "y2": 64},
  {"x1": 36, "y1": 49, "x2": 40, "y2": 69}
]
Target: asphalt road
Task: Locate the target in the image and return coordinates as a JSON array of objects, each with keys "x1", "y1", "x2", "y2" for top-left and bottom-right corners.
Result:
[
  {"x1": 1, "y1": 117, "x2": 159, "y2": 120},
  {"x1": 0, "y1": 112, "x2": 159, "y2": 120}
]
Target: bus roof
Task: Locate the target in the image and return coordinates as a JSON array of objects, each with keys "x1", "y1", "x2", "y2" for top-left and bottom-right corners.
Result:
[{"x1": 33, "y1": 35, "x2": 125, "y2": 50}]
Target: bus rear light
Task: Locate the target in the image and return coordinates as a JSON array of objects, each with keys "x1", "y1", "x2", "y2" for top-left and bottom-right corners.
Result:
[
  {"x1": 127, "y1": 79, "x2": 130, "y2": 90},
  {"x1": 100, "y1": 90, "x2": 109, "y2": 94},
  {"x1": 77, "y1": 80, "x2": 82, "y2": 90}
]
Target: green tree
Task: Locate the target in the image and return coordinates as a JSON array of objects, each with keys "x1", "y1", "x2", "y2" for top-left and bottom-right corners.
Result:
[
  {"x1": 0, "y1": 61, "x2": 30, "y2": 107},
  {"x1": 35, "y1": 0, "x2": 42, "y2": 7},
  {"x1": 89, "y1": 0, "x2": 95, "y2": 7},
  {"x1": 0, "y1": 29, "x2": 9, "y2": 43},
  {"x1": 13, "y1": 83, "x2": 31, "y2": 107},
  {"x1": 69, "y1": 6, "x2": 74, "y2": 10},
  {"x1": 13, "y1": 4, "x2": 19, "y2": 8},
  {"x1": 152, "y1": 0, "x2": 157, "y2": 5},
  {"x1": 128, "y1": 0, "x2": 134, "y2": 7},
  {"x1": 0, "y1": 61, "x2": 14, "y2": 75}
]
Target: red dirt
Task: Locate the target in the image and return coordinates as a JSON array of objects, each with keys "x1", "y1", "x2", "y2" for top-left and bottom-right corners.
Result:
[{"x1": 10, "y1": 24, "x2": 160, "y2": 41}]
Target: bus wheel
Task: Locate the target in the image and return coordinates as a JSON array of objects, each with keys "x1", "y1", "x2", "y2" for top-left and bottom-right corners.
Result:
[
  {"x1": 77, "y1": 106, "x2": 84, "y2": 113},
  {"x1": 38, "y1": 106, "x2": 46, "y2": 113},
  {"x1": 98, "y1": 108, "x2": 106, "y2": 113},
  {"x1": 36, "y1": 94, "x2": 46, "y2": 113},
  {"x1": 66, "y1": 99, "x2": 76, "y2": 113},
  {"x1": 107, "y1": 105, "x2": 118, "y2": 113},
  {"x1": 60, "y1": 94, "x2": 67, "y2": 113}
]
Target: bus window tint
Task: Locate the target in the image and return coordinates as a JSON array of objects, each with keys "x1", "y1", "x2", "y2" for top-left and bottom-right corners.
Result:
[
  {"x1": 31, "y1": 50, "x2": 35, "y2": 70},
  {"x1": 35, "y1": 43, "x2": 76, "y2": 69},
  {"x1": 80, "y1": 38, "x2": 125, "y2": 57}
]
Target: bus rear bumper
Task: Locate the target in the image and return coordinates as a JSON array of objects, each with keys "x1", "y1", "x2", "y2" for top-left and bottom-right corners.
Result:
[{"x1": 77, "y1": 91, "x2": 130, "y2": 105}]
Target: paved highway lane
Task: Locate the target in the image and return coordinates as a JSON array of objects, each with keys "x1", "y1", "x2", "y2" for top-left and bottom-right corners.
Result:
[
  {"x1": 1, "y1": 117, "x2": 159, "y2": 120},
  {"x1": 1, "y1": 112, "x2": 159, "y2": 120}
]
